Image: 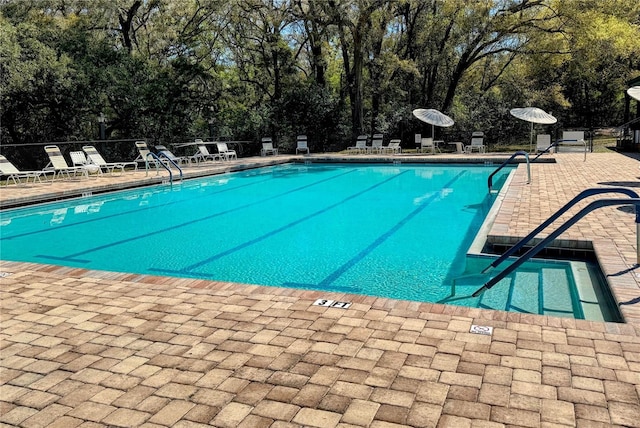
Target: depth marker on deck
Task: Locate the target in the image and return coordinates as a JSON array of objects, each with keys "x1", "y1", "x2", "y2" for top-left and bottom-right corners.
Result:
[
  {"x1": 313, "y1": 299, "x2": 352, "y2": 309},
  {"x1": 470, "y1": 325, "x2": 493, "y2": 335}
]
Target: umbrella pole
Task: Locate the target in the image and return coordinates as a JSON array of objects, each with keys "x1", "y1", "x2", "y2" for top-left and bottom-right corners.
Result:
[{"x1": 529, "y1": 122, "x2": 533, "y2": 153}]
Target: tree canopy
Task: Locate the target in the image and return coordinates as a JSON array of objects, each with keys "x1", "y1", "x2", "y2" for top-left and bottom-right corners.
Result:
[{"x1": 2, "y1": 0, "x2": 639, "y2": 152}]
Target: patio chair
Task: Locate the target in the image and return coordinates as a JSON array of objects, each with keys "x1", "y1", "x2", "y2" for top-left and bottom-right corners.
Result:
[
  {"x1": 155, "y1": 145, "x2": 191, "y2": 166},
  {"x1": 44, "y1": 145, "x2": 89, "y2": 180},
  {"x1": 348, "y1": 135, "x2": 368, "y2": 154},
  {"x1": 69, "y1": 151, "x2": 99, "y2": 178},
  {"x1": 385, "y1": 139, "x2": 402, "y2": 155},
  {"x1": 260, "y1": 137, "x2": 278, "y2": 156},
  {"x1": 192, "y1": 139, "x2": 222, "y2": 163},
  {"x1": 0, "y1": 154, "x2": 54, "y2": 185},
  {"x1": 296, "y1": 135, "x2": 310, "y2": 155},
  {"x1": 419, "y1": 137, "x2": 436, "y2": 154},
  {"x1": 465, "y1": 132, "x2": 485, "y2": 153},
  {"x1": 216, "y1": 142, "x2": 237, "y2": 160},
  {"x1": 83, "y1": 145, "x2": 137, "y2": 175},
  {"x1": 558, "y1": 130, "x2": 586, "y2": 153},
  {"x1": 536, "y1": 134, "x2": 552, "y2": 153},
  {"x1": 70, "y1": 151, "x2": 89, "y2": 167},
  {"x1": 134, "y1": 141, "x2": 160, "y2": 168},
  {"x1": 368, "y1": 134, "x2": 384, "y2": 154}
]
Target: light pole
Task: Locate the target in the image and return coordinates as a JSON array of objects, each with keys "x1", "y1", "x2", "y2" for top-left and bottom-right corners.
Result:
[
  {"x1": 208, "y1": 107, "x2": 215, "y2": 140},
  {"x1": 208, "y1": 118, "x2": 215, "y2": 140},
  {"x1": 98, "y1": 113, "x2": 106, "y2": 140}
]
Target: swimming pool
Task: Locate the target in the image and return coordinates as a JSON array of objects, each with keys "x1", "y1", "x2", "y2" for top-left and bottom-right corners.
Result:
[{"x1": 0, "y1": 163, "x2": 619, "y2": 321}]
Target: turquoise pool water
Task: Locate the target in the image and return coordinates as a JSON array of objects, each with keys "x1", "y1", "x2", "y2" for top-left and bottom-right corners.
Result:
[{"x1": 0, "y1": 163, "x2": 618, "y2": 321}]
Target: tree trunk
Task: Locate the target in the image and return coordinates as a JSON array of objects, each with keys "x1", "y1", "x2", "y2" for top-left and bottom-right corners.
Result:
[{"x1": 118, "y1": 1, "x2": 142, "y2": 52}]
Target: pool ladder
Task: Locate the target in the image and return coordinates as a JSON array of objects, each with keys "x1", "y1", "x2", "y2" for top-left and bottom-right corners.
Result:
[
  {"x1": 472, "y1": 188, "x2": 640, "y2": 297},
  {"x1": 145, "y1": 152, "x2": 183, "y2": 184},
  {"x1": 487, "y1": 151, "x2": 530, "y2": 192}
]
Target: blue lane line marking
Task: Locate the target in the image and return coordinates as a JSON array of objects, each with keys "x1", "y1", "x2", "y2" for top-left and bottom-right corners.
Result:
[
  {"x1": 152, "y1": 170, "x2": 412, "y2": 275},
  {"x1": 34, "y1": 169, "x2": 356, "y2": 262},
  {"x1": 285, "y1": 171, "x2": 466, "y2": 289}
]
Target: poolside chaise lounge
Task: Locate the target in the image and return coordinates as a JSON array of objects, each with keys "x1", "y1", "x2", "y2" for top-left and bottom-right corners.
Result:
[
  {"x1": 0, "y1": 154, "x2": 54, "y2": 185},
  {"x1": 465, "y1": 131, "x2": 485, "y2": 153},
  {"x1": 260, "y1": 137, "x2": 278, "y2": 156},
  {"x1": 216, "y1": 142, "x2": 237, "y2": 160},
  {"x1": 83, "y1": 145, "x2": 137, "y2": 174},
  {"x1": 296, "y1": 135, "x2": 310, "y2": 155},
  {"x1": 192, "y1": 139, "x2": 222, "y2": 163},
  {"x1": 155, "y1": 145, "x2": 191, "y2": 166},
  {"x1": 69, "y1": 151, "x2": 100, "y2": 178},
  {"x1": 134, "y1": 141, "x2": 160, "y2": 168},
  {"x1": 557, "y1": 130, "x2": 586, "y2": 153},
  {"x1": 369, "y1": 134, "x2": 384, "y2": 154},
  {"x1": 348, "y1": 135, "x2": 368, "y2": 154},
  {"x1": 69, "y1": 151, "x2": 89, "y2": 168},
  {"x1": 536, "y1": 134, "x2": 552, "y2": 153},
  {"x1": 44, "y1": 145, "x2": 89, "y2": 180},
  {"x1": 385, "y1": 139, "x2": 402, "y2": 155},
  {"x1": 419, "y1": 137, "x2": 436, "y2": 154}
]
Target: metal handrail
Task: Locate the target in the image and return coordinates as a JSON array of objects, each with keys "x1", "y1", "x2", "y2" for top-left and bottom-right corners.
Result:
[
  {"x1": 482, "y1": 188, "x2": 640, "y2": 274},
  {"x1": 531, "y1": 142, "x2": 558, "y2": 162},
  {"x1": 472, "y1": 198, "x2": 640, "y2": 297},
  {"x1": 145, "y1": 152, "x2": 174, "y2": 183},
  {"x1": 156, "y1": 152, "x2": 183, "y2": 181},
  {"x1": 488, "y1": 151, "x2": 530, "y2": 192}
]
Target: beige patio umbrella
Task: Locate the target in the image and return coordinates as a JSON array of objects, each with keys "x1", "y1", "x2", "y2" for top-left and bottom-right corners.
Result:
[
  {"x1": 412, "y1": 108, "x2": 455, "y2": 139},
  {"x1": 627, "y1": 86, "x2": 640, "y2": 101},
  {"x1": 510, "y1": 107, "x2": 557, "y2": 152}
]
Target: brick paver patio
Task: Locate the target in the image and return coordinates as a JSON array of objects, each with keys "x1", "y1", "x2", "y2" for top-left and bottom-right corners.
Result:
[{"x1": 1, "y1": 151, "x2": 639, "y2": 427}]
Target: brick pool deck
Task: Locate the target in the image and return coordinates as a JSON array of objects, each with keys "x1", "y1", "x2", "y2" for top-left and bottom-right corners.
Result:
[{"x1": 1, "y1": 151, "x2": 639, "y2": 427}]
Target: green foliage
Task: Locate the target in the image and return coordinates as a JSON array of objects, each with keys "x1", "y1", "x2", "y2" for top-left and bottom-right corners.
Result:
[{"x1": 1, "y1": 0, "x2": 639, "y2": 154}]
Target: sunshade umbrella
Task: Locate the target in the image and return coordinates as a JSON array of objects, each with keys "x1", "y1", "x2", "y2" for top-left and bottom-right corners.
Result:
[
  {"x1": 509, "y1": 107, "x2": 557, "y2": 152},
  {"x1": 627, "y1": 86, "x2": 640, "y2": 101},
  {"x1": 412, "y1": 108, "x2": 454, "y2": 138}
]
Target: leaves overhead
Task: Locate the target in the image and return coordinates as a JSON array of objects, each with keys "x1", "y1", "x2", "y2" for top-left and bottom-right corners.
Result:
[{"x1": 1, "y1": 0, "x2": 639, "y2": 150}]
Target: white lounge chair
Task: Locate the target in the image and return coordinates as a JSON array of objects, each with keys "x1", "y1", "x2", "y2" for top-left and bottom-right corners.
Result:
[
  {"x1": 419, "y1": 137, "x2": 436, "y2": 154},
  {"x1": 0, "y1": 154, "x2": 54, "y2": 185},
  {"x1": 368, "y1": 134, "x2": 384, "y2": 154},
  {"x1": 44, "y1": 145, "x2": 89, "y2": 180},
  {"x1": 191, "y1": 140, "x2": 221, "y2": 163},
  {"x1": 134, "y1": 141, "x2": 160, "y2": 168},
  {"x1": 385, "y1": 139, "x2": 402, "y2": 155},
  {"x1": 296, "y1": 135, "x2": 310, "y2": 155},
  {"x1": 536, "y1": 134, "x2": 552, "y2": 153},
  {"x1": 69, "y1": 151, "x2": 100, "y2": 177},
  {"x1": 558, "y1": 131, "x2": 586, "y2": 153},
  {"x1": 348, "y1": 135, "x2": 368, "y2": 154},
  {"x1": 155, "y1": 145, "x2": 191, "y2": 166},
  {"x1": 83, "y1": 145, "x2": 137, "y2": 174},
  {"x1": 465, "y1": 132, "x2": 485, "y2": 153},
  {"x1": 260, "y1": 137, "x2": 278, "y2": 156},
  {"x1": 216, "y1": 142, "x2": 237, "y2": 160},
  {"x1": 70, "y1": 151, "x2": 88, "y2": 167}
]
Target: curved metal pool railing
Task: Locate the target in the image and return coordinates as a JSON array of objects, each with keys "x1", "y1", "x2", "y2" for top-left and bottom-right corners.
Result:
[
  {"x1": 145, "y1": 152, "x2": 183, "y2": 183},
  {"x1": 472, "y1": 197, "x2": 640, "y2": 297},
  {"x1": 156, "y1": 152, "x2": 183, "y2": 181},
  {"x1": 488, "y1": 151, "x2": 530, "y2": 192},
  {"x1": 482, "y1": 187, "x2": 640, "y2": 274}
]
